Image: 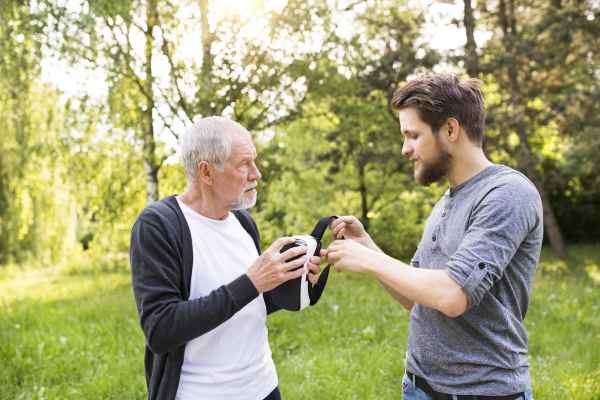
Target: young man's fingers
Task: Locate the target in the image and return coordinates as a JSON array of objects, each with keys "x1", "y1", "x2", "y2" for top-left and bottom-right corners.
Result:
[
  {"x1": 326, "y1": 250, "x2": 341, "y2": 265},
  {"x1": 328, "y1": 217, "x2": 343, "y2": 231}
]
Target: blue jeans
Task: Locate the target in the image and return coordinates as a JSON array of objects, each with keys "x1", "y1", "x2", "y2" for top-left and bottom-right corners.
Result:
[
  {"x1": 263, "y1": 386, "x2": 281, "y2": 400},
  {"x1": 402, "y1": 373, "x2": 534, "y2": 400}
]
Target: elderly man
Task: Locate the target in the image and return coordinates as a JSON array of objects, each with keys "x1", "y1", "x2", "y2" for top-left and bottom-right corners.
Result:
[{"x1": 130, "y1": 117, "x2": 324, "y2": 400}]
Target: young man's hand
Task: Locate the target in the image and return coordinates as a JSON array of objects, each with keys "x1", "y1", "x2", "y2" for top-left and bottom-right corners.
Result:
[
  {"x1": 328, "y1": 216, "x2": 367, "y2": 244},
  {"x1": 325, "y1": 239, "x2": 381, "y2": 274}
]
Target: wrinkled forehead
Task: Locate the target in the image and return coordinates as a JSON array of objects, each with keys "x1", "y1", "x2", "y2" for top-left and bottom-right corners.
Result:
[{"x1": 228, "y1": 129, "x2": 256, "y2": 160}]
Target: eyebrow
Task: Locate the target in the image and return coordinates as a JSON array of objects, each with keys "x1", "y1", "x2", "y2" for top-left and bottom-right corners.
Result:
[{"x1": 239, "y1": 155, "x2": 255, "y2": 165}]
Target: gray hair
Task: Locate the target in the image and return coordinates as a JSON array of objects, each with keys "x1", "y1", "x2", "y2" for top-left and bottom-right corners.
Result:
[{"x1": 180, "y1": 116, "x2": 251, "y2": 184}]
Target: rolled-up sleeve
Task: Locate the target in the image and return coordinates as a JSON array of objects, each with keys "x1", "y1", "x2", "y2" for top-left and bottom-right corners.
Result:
[
  {"x1": 444, "y1": 181, "x2": 540, "y2": 310},
  {"x1": 410, "y1": 242, "x2": 422, "y2": 268}
]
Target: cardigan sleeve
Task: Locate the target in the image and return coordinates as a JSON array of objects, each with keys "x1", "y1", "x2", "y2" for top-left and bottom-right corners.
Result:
[{"x1": 130, "y1": 216, "x2": 260, "y2": 355}]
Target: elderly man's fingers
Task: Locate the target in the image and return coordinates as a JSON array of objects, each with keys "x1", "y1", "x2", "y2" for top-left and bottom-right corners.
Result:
[
  {"x1": 310, "y1": 255, "x2": 324, "y2": 265},
  {"x1": 286, "y1": 255, "x2": 307, "y2": 270},
  {"x1": 286, "y1": 266, "x2": 306, "y2": 280},
  {"x1": 271, "y1": 236, "x2": 296, "y2": 253},
  {"x1": 307, "y1": 263, "x2": 321, "y2": 275},
  {"x1": 280, "y1": 245, "x2": 308, "y2": 261},
  {"x1": 307, "y1": 272, "x2": 319, "y2": 285}
]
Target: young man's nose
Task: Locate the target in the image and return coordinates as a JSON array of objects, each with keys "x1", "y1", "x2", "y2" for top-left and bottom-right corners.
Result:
[{"x1": 402, "y1": 141, "x2": 413, "y2": 156}]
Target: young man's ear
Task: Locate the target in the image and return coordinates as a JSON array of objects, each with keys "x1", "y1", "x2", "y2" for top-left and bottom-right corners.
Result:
[
  {"x1": 197, "y1": 161, "x2": 214, "y2": 186},
  {"x1": 445, "y1": 118, "x2": 460, "y2": 143}
]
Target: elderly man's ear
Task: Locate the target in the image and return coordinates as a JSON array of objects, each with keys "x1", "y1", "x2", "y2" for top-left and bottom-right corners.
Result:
[{"x1": 197, "y1": 161, "x2": 214, "y2": 185}]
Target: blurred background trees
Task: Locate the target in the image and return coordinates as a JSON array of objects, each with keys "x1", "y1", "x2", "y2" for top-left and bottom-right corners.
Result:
[{"x1": 1, "y1": 0, "x2": 598, "y2": 268}]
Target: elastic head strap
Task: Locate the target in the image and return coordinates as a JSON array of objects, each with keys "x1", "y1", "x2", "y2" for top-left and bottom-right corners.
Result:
[
  {"x1": 310, "y1": 216, "x2": 339, "y2": 240},
  {"x1": 308, "y1": 215, "x2": 342, "y2": 306}
]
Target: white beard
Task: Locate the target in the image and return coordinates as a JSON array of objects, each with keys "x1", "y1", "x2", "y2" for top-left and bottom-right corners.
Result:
[{"x1": 228, "y1": 183, "x2": 257, "y2": 210}]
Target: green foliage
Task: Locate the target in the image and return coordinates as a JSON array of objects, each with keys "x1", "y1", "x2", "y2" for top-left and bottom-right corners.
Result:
[
  {"x1": 252, "y1": 0, "x2": 442, "y2": 255},
  {"x1": 1, "y1": 244, "x2": 599, "y2": 398},
  {"x1": 478, "y1": 0, "x2": 600, "y2": 243}
]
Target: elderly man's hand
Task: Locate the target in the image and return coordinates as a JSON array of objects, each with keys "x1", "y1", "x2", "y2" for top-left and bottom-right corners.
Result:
[
  {"x1": 306, "y1": 249, "x2": 327, "y2": 285},
  {"x1": 246, "y1": 237, "x2": 314, "y2": 293}
]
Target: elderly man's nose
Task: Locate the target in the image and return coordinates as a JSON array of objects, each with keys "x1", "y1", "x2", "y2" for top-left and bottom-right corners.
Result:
[{"x1": 250, "y1": 162, "x2": 261, "y2": 180}]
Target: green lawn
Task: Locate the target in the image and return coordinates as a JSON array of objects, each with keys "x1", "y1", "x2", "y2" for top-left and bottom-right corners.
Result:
[{"x1": 1, "y1": 245, "x2": 599, "y2": 399}]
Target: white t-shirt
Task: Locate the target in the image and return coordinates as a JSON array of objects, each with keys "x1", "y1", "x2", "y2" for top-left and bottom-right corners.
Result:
[{"x1": 174, "y1": 197, "x2": 278, "y2": 400}]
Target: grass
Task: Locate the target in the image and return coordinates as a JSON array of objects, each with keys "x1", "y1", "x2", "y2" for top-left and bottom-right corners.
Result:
[{"x1": 1, "y1": 244, "x2": 599, "y2": 399}]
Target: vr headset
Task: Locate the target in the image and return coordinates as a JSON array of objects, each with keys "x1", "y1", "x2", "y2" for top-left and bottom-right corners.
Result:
[{"x1": 271, "y1": 216, "x2": 341, "y2": 312}]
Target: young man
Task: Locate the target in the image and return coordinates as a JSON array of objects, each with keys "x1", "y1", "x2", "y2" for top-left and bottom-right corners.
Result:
[
  {"x1": 323, "y1": 75, "x2": 542, "y2": 399},
  {"x1": 130, "y1": 117, "x2": 325, "y2": 400}
]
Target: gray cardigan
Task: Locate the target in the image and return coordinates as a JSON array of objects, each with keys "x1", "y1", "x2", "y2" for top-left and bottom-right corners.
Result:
[{"x1": 130, "y1": 195, "x2": 280, "y2": 400}]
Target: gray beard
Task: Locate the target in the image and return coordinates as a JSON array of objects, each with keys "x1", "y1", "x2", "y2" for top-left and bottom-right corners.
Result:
[{"x1": 228, "y1": 188, "x2": 257, "y2": 210}]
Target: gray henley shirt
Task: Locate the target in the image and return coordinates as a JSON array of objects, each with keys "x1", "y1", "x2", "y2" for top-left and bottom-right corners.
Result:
[{"x1": 405, "y1": 164, "x2": 543, "y2": 396}]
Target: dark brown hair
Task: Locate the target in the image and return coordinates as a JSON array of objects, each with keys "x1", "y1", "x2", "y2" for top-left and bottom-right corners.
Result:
[{"x1": 391, "y1": 74, "x2": 486, "y2": 146}]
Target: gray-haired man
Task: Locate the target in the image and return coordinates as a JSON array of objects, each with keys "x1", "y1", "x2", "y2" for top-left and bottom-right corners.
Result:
[{"x1": 130, "y1": 117, "x2": 325, "y2": 400}]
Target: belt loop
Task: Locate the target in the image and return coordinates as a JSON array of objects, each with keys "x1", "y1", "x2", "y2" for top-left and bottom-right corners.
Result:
[
  {"x1": 412, "y1": 373, "x2": 416, "y2": 387},
  {"x1": 452, "y1": 395, "x2": 458, "y2": 400}
]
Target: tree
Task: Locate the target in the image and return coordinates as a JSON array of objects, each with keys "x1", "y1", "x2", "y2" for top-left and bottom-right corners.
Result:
[
  {"x1": 254, "y1": 0, "x2": 441, "y2": 259},
  {"x1": 477, "y1": 0, "x2": 599, "y2": 257},
  {"x1": 463, "y1": 0, "x2": 479, "y2": 78},
  {"x1": 49, "y1": 0, "x2": 328, "y2": 205},
  {"x1": 0, "y1": 0, "x2": 76, "y2": 265}
]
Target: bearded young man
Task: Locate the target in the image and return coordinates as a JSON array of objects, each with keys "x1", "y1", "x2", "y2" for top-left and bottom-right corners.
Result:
[
  {"x1": 130, "y1": 117, "x2": 324, "y2": 400},
  {"x1": 324, "y1": 75, "x2": 542, "y2": 400}
]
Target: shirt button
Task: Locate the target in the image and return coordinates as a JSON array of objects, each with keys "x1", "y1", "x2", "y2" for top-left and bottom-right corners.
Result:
[
  {"x1": 450, "y1": 192, "x2": 454, "y2": 197},
  {"x1": 442, "y1": 212, "x2": 446, "y2": 217},
  {"x1": 478, "y1": 262, "x2": 485, "y2": 269},
  {"x1": 432, "y1": 236, "x2": 437, "y2": 242}
]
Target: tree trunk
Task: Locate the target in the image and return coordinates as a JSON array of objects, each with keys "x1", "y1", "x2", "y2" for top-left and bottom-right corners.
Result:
[
  {"x1": 358, "y1": 160, "x2": 370, "y2": 231},
  {"x1": 0, "y1": 157, "x2": 8, "y2": 263},
  {"x1": 198, "y1": 0, "x2": 213, "y2": 112},
  {"x1": 143, "y1": 0, "x2": 159, "y2": 205},
  {"x1": 498, "y1": 0, "x2": 567, "y2": 258},
  {"x1": 463, "y1": 0, "x2": 479, "y2": 78}
]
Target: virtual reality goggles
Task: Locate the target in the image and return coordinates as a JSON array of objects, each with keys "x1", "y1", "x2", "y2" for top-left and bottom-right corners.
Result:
[{"x1": 271, "y1": 216, "x2": 341, "y2": 312}]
